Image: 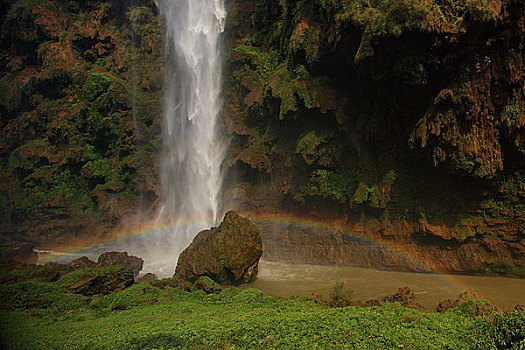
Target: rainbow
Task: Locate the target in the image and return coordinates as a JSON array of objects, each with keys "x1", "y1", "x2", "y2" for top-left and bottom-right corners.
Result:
[
  {"x1": 35, "y1": 210, "x2": 510, "y2": 303},
  {"x1": 238, "y1": 211, "x2": 504, "y2": 297},
  {"x1": 36, "y1": 218, "x2": 215, "y2": 264},
  {"x1": 36, "y1": 210, "x2": 449, "y2": 275}
]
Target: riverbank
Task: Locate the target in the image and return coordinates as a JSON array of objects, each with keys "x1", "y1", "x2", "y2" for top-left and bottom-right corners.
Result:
[{"x1": 1, "y1": 264, "x2": 523, "y2": 349}]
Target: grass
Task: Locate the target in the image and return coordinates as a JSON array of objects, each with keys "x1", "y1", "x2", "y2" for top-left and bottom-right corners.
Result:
[{"x1": 0, "y1": 273, "x2": 523, "y2": 349}]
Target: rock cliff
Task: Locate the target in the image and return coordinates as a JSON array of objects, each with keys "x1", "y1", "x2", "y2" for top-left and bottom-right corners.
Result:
[
  {"x1": 223, "y1": 0, "x2": 525, "y2": 277},
  {"x1": 0, "y1": 0, "x2": 161, "y2": 245},
  {"x1": 0, "y1": 0, "x2": 523, "y2": 277}
]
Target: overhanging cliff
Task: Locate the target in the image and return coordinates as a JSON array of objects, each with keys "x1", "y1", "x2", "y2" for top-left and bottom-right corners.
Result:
[{"x1": 223, "y1": 0, "x2": 525, "y2": 276}]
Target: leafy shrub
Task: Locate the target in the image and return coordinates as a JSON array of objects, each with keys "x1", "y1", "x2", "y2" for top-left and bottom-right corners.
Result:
[
  {"x1": 149, "y1": 276, "x2": 192, "y2": 291},
  {"x1": 0, "y1": 280, "x2": 86, "y2": 311},
  {"x1": 232, "y1": 288, "x2": 263, "y2": 303},
  {"x1": 475, "y1": 310, "x2": 525, "y2": 349},
  {"x1": 455, "y1": 298, "x2": 496, "y2": 317},
  {"x1": 309, "y1": 169, "x2": 352, "y2": 202},
  {"x1": 109, "y1": 283, "x2": 163, "y2": 311},
  {"x1": 296, "y1": 130, "x2": 340, "y2": 167},
  {"x1": 327, "y1": 281, "x2": 354, "y2": 307}
]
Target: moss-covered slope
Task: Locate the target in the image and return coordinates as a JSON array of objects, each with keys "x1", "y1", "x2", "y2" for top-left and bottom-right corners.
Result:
[{"x1": 0, "y1": 0, "x2": 162, "y2": 243}]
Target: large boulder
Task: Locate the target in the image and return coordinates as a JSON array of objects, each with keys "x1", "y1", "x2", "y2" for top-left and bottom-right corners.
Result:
[
  {"x1": 175, "y1": 211, "x2": 263, "y2": 285},
  {"x1": 97, "y1": 251, "x2": 143, "y2": 279}
]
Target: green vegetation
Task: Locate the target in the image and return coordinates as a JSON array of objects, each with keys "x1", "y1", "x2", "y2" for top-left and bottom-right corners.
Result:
[
  {"x1": 0, "y1": 268, "x2": 524, "y2": 349},
  {"x1": 308, "y1": 169, "x2": 353, "y2": 202},
  {"x1": 233, "y1": 45, "x2": 323, "y2": 119},
  {"x1": 0, "y1": 0, "x2": 161, "y2": 237},
  {"x1": 326, "y1": 281, "x2": 354, "y2": 307},
  {"x1": 225, "y1": 0, "x2": 525, "y2": 265}
]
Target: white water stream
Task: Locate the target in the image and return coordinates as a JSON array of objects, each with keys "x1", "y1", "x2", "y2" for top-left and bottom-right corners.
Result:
[
  {"x1": 145, "y1": 0, "x2": 227, "y2": 274},
  {"x1": 158, "y1": 0, "x2": 226, "y2": 224},
  {"x1": 65, "y1": 0, "x2": 228, "y2": 277},
  {"x1": 38, "y1": 1, "x2": 227, "y2": 278}
]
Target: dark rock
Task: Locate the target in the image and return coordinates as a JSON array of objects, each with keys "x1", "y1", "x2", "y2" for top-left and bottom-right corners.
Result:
[
  {"x1": 63, "y1": 266, "x2": 134, "y2": 296},
  {"x1": 384, "y1": 287, "x2": 423, "y2": 309},
  {"x1": 36, "y1": 263, "x2": 72, "y2": 282},
  {"x1": 175, "y1": 211, "x2": 263, "y2": 285},
  {"x1": 97, "y1": 251, "x2": 143, "y2": 279},
  {"x1": 0, "y1": 242, "x2": 38, "y2": 264},
  {"x1": 384, "y1": 287, "x2": 414, "y2": 305},
  {"x1": 437, "y1": 298, "x2": 459, "y2": 312},
  {"x1": 364, "y1": 299, "x2": 382, "y2": 307},
  {"x1": 67, "y1": 256, "x2": 97, "y2": 270},
  {"x1": 138, "y1": 273, "x2": 158, "y2": 283},
  {"x1": 194, "y1": 276, "x2": 222, "y2": 294},
  {"x1": 437, "y1": 292, "x2": 477, "y2": 312}
]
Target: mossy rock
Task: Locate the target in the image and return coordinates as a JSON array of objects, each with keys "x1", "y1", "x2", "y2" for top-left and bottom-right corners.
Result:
[
  {"x1": 149, "y1": 276, "x2": 192, "y2": 292},
  {"x1": 175, "y1": 211, "x2": 263, "y2": 285},
  {"x1": 194, "y1": 276, "x2": 222, "y2": 294},
  {"x1": 58, "y1": 266, "x2": 134, "y2": 296}
]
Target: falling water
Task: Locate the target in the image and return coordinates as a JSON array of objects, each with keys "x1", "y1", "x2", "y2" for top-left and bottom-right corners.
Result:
[
  {"x1": 43, "y1": 1, "x2": 228, "y2": 278},
  {"x1": 152, "y1": 0, "x2": 227, "y2": 274}
]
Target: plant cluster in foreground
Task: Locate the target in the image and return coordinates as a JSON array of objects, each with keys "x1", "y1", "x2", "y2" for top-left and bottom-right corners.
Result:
[{"x1": 0, "y1": 266, "x2": 524, "y2": 349}]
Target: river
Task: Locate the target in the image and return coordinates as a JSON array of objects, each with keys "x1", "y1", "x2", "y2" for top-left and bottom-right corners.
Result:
[{"x1": 244, "y1": 260, "x2": 525, "y2": 311}]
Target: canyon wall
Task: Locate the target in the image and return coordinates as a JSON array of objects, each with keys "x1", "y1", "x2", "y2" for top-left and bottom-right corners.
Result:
[
  {"x1": 223, "y1": 0, "x2": 525, "y2": 277},
  {"x1": 0, "y1": 0, "x2": 523, "y2": 276}
]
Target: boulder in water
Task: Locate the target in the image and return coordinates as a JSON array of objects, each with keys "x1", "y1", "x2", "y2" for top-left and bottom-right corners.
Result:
[
  {"x1": 97, "y1": 251, "x2": 143, "y2": 279},
  {"x1": 175, "y1": 211, "x2": 263, "y2": 285}
]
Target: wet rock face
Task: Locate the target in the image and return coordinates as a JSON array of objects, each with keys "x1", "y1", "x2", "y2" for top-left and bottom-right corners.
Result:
[
  {"x1": 97, "y1": 252, "x2": 144, "y2": 279},
  {"x1": 175, "y1": 211, "x2": 263, "y2": 285},
  {"x1": 0, "y1": 0, "x2": 162, "y2": 245},
  {"x1": 224, "y1": 0, "x2": 525, "y2": 278},
  {"x1": 0, "y1": 242, "x2": 38, "y2": 264}
]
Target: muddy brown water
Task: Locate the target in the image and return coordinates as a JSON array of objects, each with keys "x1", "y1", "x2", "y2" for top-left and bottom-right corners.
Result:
[
  {"x1": 244, "y1": 260, "x2": 525, "y2": 311},
  {"x1": 37, "y1": 249, "x2": 525, "y2": 311}
]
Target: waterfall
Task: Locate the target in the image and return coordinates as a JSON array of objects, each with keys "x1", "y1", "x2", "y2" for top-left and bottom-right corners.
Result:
[
  {"x1": 154, "y1": 0, "x2": 227, "y2": 272},
  {"x1": 61, "y1": 0, "x2": 228, "y2": 278}
]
